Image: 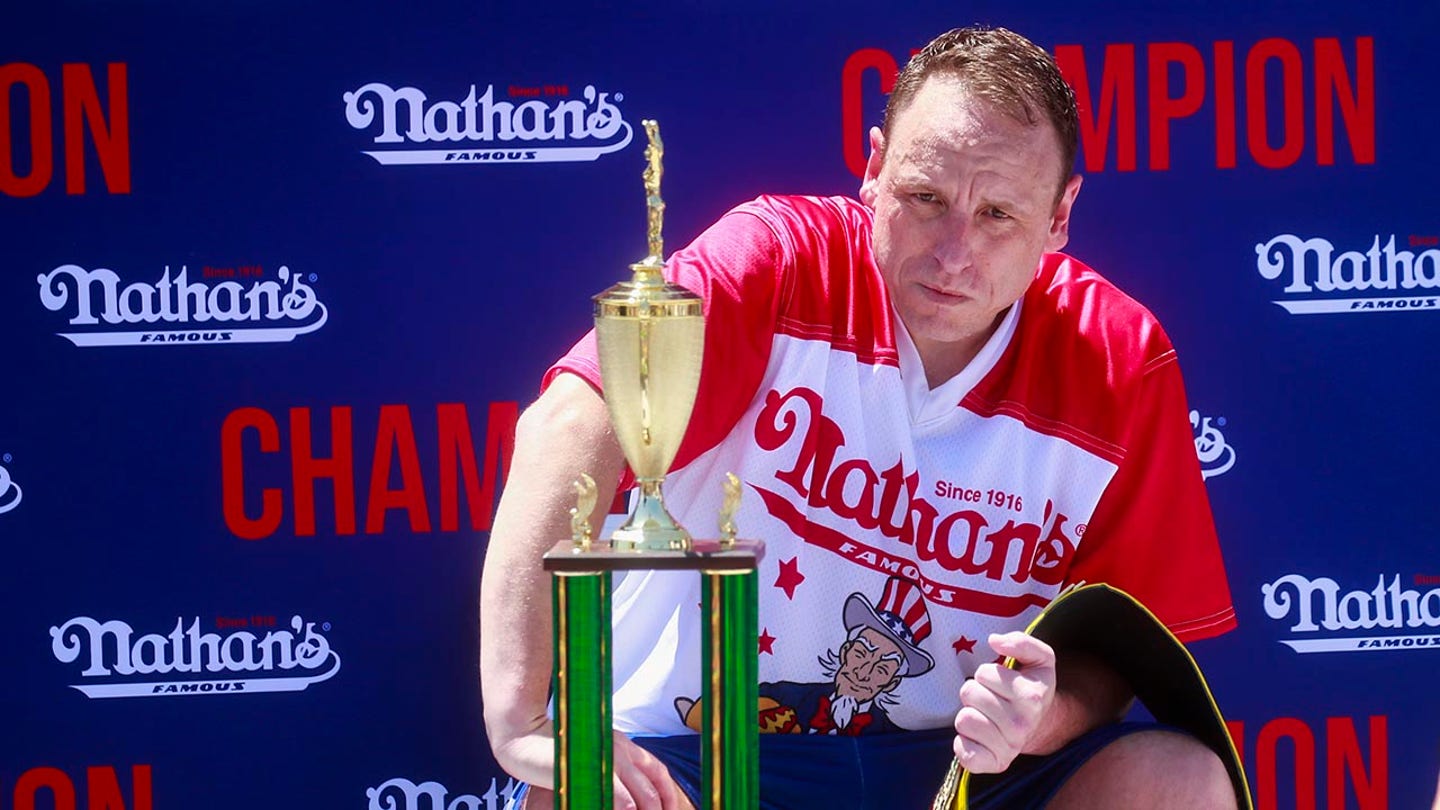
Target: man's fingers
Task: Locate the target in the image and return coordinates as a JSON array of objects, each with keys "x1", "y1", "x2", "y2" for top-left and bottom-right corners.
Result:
[
  {"x1": 613, "y1": 734, "x2": 684, "y2": 810},
  {"x1": 987, "y1": 631, "x2": 1055, "y2": 670},
  {"x1": 959, "y1": 677, "x2": 1028, "y2": 752},
  {"x1": 952, "y1": 708, "x2": 1004, "y2": 773}
]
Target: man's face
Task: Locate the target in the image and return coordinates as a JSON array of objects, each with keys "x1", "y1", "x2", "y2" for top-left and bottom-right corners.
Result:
[
  {"x1": 835, "y1": 627, "x2": 905, "y2": 702},
  {"x1": 860, "y1": 74, "x2": 1082, "y2": 380}
]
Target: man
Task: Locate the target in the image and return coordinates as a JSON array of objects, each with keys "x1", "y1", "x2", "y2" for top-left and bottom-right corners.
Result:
[{"x1": 481, "y1": 26, "x2": 1238, "y2": 809}]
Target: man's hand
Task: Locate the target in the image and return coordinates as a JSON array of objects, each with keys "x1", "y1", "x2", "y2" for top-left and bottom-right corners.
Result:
[
  {"x1": 519, "y1": 732, "x2": 694, "y2": 810},
  {"x1": 952, "y1": 631, "x2": 1057, "y2": 774}
]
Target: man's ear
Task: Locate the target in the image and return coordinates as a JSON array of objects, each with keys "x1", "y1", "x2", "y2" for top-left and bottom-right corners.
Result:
[
  {"x1": 859, "y1": 127, "x2": 886, "y2": 206},
  {"x1": 881, "y1": 677, "x2": 902, "y2": 694},
  {"x1": 1045, "y1": 173, "x2": 1084, "y2": 253}
]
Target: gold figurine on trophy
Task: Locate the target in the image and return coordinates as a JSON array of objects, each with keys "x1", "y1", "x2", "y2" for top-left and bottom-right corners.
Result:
[{"x1": 592, "y1": 119, "x2": 705, "y2": 551}]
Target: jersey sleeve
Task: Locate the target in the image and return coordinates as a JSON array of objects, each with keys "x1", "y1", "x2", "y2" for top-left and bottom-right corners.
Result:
[
  {"x1": 1064, "y1": 353, "x2": 1238, "y2": 643},
  {"x1": 543, "y1": 203, "x2": 790, "y2": 485}
]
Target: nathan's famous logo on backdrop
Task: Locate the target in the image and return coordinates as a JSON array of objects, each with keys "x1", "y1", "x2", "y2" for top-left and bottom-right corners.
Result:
[
  {"x1": 367, "y1": 775, "x2": 520, "y2": 810},
  {"x1": 1262, "y1": 573, "x2": 1440, "y2": 653},
  {"x1": 0, "y1": 451, "x2": 20, "y2": 515},
  {"x1": 1190, "y1": 410, "x2": 1235, "y2": 480},
  {"x1": 0, "y1": 62, "x2": 130, "y2": 197},
  {"x1": 1256, "y1": 234, "x2": 1440, "y2": 315},
  {"x1": 342, "y1": 80, "x2": 632, "y2": 165},
  {"x1": 36, "y1": 263, "x2": 328, "y2": 346},
  {"x1": 6, "y1": 766, "x2": 153, "y2": 810},
  {"x1": 50, "y1": 614, "x2": 340, "y2": 698},
  {"x1": 839, "y1": 36, "x2": 1374, "y2": 178},
  {"x1": 222, "y1": 402, "x2": 517, "y2": 540}
]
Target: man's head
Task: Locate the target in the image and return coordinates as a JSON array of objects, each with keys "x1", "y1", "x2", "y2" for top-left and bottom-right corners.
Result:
[
  {"x1": 883, "y1": 26, "x2": 1079, "y2": 195},
  {"x1": 860, "y1": 26, "x2": 1083, "y2": 382}
]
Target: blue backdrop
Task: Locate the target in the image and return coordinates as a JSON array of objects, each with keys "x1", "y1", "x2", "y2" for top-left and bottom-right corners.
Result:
[{"x1": 2, "y1": 2, "x2": 1435, "y2": 808}]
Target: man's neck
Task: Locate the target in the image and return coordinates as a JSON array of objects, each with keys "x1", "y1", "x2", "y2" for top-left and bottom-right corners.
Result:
[{"x1": 913, "y1": 326, "x2": 997, "y2": 389}]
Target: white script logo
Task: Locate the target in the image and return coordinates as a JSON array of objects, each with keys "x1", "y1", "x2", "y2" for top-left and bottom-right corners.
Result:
[
  {"x1": 1262, "y1": 573, "x2": 1440, "y2": 653},
  {"x1": 1190, "y1": 410, "x2": 1235, "y2": 480},
  {"x1": 1256, "y1": 234, "x2": 1440, "y2": 314},
  {"x1": 367, "y1": 776, "x2": 520, "y2": 810},
  {"x1": 343, "y1": 82, "x2": 632, "y2": 165},
  {"x1": 0, "y1": 453, "x2": 20, "y2": 515},
  {"x1": 37, "y1": 264, "x2": 328, "y2": 347},
  {"x1": 49, "y1": 615, "x2": 340, "y2": 697}
]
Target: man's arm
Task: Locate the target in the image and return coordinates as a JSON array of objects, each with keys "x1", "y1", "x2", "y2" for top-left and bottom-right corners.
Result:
[
  {"x1": 479, "y1": 373, "x2": 687, "y2": 808},
  {"x1": 954, "y1": 633, "x2": 1133, "y2": 773}
]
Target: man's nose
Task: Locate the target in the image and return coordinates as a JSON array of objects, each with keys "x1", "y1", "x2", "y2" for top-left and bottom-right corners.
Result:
[{"x1": 933, "y1": 218, "x2": 974, "y2": 272}]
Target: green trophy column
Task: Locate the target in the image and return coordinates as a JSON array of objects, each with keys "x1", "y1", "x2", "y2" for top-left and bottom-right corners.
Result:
[
  {"x1": 701, "y1": 568, "x2": 759, "y2": 810},
  {"x1": 552, "y1": 571, "x2": 613, "y2": 810}
]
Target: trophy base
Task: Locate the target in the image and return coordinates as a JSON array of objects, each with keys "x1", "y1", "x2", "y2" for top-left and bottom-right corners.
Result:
[
  {"x1": 543, "y1": 538, "x2": 764, "y2": 573},
  {"x1": 610, "y1": 524, "x2": 691, "y2": 552}
]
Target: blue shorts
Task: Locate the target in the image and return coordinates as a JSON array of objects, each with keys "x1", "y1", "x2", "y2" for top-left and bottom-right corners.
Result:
[{"x1": 511, "y1": 722, "x2": 1167, "y2": 809}]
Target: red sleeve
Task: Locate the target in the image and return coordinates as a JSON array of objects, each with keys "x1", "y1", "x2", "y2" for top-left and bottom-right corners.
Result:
[
  {"x1": 542, "y1": 204, "x2": 789, "y2": 486},
  {"x1": 1065, "y1": 354, "x2": 1238, "y2": 642}
]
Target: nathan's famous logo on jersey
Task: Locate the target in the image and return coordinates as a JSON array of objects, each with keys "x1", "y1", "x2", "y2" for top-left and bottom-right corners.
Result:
[
  {"x1": 752, "y1": 386, "x2": 1078, "y2": 618},
  {"x1": 1263, "y1": 573, "x2": 1440, "y2": 653},
  {"x1": 342, "y1": 80, "x2": 632, "y2": 165},
  {"x1": 1256, "y1": 234, "x2": 1440, "y2": 315},
  {"x1": 36, "y1": 263, "x2": 328, "y2": 347},
  {"x1": 367, "y1": 775, "x2": 520, "y2": 810},
  {"x1": 0, "y1": 451, "x2": 20, "y2": 515},
  {"x1": 1190, "y1": 410, "x2": 1235, "y2": 480},
  {"x1": 49, "y1": 614, "x2": 340, "y2": 698}
]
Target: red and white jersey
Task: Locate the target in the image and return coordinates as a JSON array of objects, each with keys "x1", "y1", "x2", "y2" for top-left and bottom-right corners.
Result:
[{"x1": 546, "y1": 195, "x2": 1236, "y2": 737}]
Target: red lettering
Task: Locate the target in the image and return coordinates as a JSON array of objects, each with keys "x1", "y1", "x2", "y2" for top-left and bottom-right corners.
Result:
[
  {"x1": 757, "y1": 387, "x2": 841, "y2": 503},
  {"x1": 366, "y1": 405, "x2": 431, "y2": 533},
  {"x1": 0, "y1": 62, "x2": 130, "y2": 196},
  {"x1": 437, "y1": 401, "x2": 516, "y2": 532},
  {"x1": 1325, "y1": 716, "x2": 1386, "y2": 810},
  {"x1": 1214, "y1": 41, "x2": 1238, "y2": 169},
  {"x1": 1147, "y1": 43, "x2": 1206, "y2": 170},
  {"x1": 222, "y1": 407, "x2": 284, "y2": 540},
  {"x1": 824, "y1": 458, "x2": 880, "y2": 528},
  {"x1": 62, "y1": 63, "x2": 130, "y2": 194},
  {"x1": 840, "y1": 48, "x2": 899, "y2": 179},
  {"x1": 1314, "y1": 37, "x2": 1375, "y2": 166},
  {"x1": 9, "y1": 766, "x2": 151, "y2": 810},
  {"x1": 1055, "y1": 43, "x2": 1138, "y2": 172},
  {"x1": 1257, "y1": 717, "x2": 1316, "y2": 809},
  {"x1": 0, "y1": 63, "x2": 54, "y2": 197},
  {"x1": 1246, "y1": 38, "x2": 1306, "y2": 169},
  {"x1": 15, "y1": 767, "x2": 75, "y2": 810},
  {"x1": 1231, "y1": 716, "x2": 1388, "y2": 810},
  {"x1": 86, "y1": 764, "x2": 152, "y2": 810},
  {"x1": 290, "y1": 407, "x2": 356, "y2": 536}
]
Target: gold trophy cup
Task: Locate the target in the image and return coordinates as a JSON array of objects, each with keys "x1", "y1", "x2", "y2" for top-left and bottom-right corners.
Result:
[{"x1": 593, "y1": 120, "x2": 704, "y2": 551}]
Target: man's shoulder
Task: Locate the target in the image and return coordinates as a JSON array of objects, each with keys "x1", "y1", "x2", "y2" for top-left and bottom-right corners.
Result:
[
  {"x1": 968, "y1": 253, "x2": 1180, "y2": 455},
  {"x1": 1025, "y1": 252, "x2": 1176, "y2": 377},
  {"x1": 726, "y1": 194, "x2": 874, "y2": 250}
]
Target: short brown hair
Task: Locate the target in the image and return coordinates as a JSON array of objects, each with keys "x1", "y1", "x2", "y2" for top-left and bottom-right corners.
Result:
[{"x1": 882, "y1": 26, "x2": 1079, "y2": 193}]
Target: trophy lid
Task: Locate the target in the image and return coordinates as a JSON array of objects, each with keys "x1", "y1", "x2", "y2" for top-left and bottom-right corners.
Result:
[{"x1": 593, "y1": 120, "x2": 704, "y2": 320}]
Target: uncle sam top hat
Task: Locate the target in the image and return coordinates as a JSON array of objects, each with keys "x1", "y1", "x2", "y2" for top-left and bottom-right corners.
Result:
[{"x1": 843, "y1": 576, "x2": 936, "y2": 677}]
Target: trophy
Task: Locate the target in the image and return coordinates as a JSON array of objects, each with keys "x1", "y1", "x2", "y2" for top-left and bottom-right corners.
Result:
[{"x1": 542, "y1": 120, "x2": 764, "y2": 810}]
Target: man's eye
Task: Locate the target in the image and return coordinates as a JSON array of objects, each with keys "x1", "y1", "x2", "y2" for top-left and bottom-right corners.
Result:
[
  {"x1": 911, "y1": 192, "x2": 939, "y2": 204},
  {"x1": 985, "y1": 207, "x2": 1012, "y2": 220}
]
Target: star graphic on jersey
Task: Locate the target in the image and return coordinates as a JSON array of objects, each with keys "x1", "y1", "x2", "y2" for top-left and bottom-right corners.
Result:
[
  {"x1": 774, "y1": 556, "x2": 805, "y2": 600},
  {"x1": 952, "y1": 636, "x2": 977, "y2": 655},
  {"x1": 759, "y1": 628, "x2": 776, "y2": 656}
]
